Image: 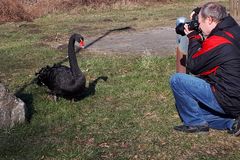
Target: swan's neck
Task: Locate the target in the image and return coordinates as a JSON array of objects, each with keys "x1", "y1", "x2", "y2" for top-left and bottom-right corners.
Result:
[{"x1": 68, "y1": 36, "x2": 83, "y2": 76}]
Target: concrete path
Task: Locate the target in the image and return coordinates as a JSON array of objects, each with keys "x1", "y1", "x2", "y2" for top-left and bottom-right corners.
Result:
[{"x1": 85, "y1": 27, "x2": 177, "y2": 56}]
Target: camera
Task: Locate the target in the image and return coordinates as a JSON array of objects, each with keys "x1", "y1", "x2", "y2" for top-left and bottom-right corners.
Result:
[{"x1": 175, "y1": 11, "x2": 200, "y2": 36}]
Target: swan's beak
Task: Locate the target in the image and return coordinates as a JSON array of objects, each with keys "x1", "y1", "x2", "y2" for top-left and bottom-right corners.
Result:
[{"x1": 79, "y1": 40, "x2": 85, "y2": 49}]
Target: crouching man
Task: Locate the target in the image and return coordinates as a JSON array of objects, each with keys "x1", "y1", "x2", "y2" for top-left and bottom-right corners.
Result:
[{"x1": 170, "y1": 2, "x2": 240, "y2": 136}]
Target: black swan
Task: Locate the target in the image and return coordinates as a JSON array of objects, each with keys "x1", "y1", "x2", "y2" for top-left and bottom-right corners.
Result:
[{"x1": 36, "y1": 33, "x2": 107, "y2": 100}]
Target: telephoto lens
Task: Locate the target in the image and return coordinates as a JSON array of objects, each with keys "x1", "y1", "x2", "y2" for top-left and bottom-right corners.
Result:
[{"x1": 175, "y1": 17, "x2": 188, "y2": 36}]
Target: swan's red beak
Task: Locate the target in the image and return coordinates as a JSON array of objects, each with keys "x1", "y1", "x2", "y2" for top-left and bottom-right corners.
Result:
[{"x1": 79, "y1": 40, "x2": 85, "y2": 49}]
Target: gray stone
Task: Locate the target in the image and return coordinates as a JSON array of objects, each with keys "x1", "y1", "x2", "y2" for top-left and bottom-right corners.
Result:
[{"x1": 0, "y1": 83, "x2": 26, "y2": 128}]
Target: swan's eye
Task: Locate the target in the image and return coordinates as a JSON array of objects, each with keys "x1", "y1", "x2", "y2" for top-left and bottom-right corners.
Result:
[{"x1": 79, "y1": 40, "x2": 85, "y2": 48}]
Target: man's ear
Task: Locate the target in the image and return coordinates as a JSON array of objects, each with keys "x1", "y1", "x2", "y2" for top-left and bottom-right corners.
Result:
[{"x1": 208, "y1": 16, "x2": 217, "y2": 25}]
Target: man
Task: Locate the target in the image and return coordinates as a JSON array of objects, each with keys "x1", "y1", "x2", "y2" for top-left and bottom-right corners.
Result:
[{"x1": 170, "y1": 2, "x2": 240, "y2": 136}]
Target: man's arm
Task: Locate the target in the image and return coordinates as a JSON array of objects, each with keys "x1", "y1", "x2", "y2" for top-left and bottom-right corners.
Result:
[{"x1": 186, "y1": 32, "x2": 232, "y2": 75}]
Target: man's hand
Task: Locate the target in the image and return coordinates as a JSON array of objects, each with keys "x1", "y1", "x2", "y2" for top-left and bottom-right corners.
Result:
[
  {"x1": 184, "y1": 24, "x2": 193, "y2": 35},
  {"x1": 190, "y1": 7, "x2": 201, "y2": 20},
  {"x1": 190, "y1": 11, "x2": 196, "y2": 20}
]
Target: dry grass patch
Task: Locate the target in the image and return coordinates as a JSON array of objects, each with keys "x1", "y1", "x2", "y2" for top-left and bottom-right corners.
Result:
[
  {"x1": 0, "y1": 0, "x2": 33, "y2": 23},
  {"x1": 0, "y1": 0, "x2": 174, "y2": 23}
]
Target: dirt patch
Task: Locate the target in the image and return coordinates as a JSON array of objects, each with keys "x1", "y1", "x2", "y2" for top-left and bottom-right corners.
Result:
[
  {"x1": 70, "y1": 25, "x2": 94, "y2": 33},
  {"x1": 19, "y1": 23, "x2": 40, "y2": 29},
  {"x1": 19, "y1": 23, "x2": 42, "y2": 34},
  {"x1": 41, "y1": 34, "x2": 65, "y2": 43}
]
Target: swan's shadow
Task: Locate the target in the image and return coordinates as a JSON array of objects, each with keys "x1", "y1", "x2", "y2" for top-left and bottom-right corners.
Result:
[{"x1": 61, "y1": 76, "x2": 108, "y2": 101}]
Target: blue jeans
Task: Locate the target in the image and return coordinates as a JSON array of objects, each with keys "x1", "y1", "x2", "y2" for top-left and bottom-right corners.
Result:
[{"x1": 170, "y1": 73, "x2": 234, "y2": 130}]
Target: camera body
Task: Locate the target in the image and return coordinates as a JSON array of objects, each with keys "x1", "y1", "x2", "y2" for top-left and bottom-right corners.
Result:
[{"x1": 175, "y1": 12, "x2": 200, "y2": 36}]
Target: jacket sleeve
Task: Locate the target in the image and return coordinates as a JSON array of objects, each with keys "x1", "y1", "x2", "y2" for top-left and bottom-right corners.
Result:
[{"x1": 186, "y1": 32, "x2": 232, "y2": 75}]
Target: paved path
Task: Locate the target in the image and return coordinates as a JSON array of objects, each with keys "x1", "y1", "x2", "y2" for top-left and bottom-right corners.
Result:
[{"x1": 85, "y1": 27, "x2": 177, "y2": 56}]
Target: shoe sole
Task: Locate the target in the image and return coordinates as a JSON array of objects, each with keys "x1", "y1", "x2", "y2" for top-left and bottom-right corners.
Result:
[{"x1": 234, "y1": 130, "x2": 240, "y2": 136}]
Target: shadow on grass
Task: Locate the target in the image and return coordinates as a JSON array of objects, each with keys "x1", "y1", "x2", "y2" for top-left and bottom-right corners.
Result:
[
  {"x1": 15, "y1": 92, "x2": 35, "y2": 123},
  {"x1": 48, "y1": 76, "x2": 108, "y2": 101},
  {"x1": 72, "y1": 75, "x2": 108, "y2": 101},
  {"x1": 14, "y1": 79, "x2": 37, "y2": 123}
]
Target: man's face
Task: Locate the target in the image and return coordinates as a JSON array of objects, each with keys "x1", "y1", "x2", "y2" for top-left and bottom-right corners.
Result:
[
  {"x1": 198, "y1": 14, "x2": 209, "y2": 36},
  {"x1": 198, "y1": 12, "x2": 217, "y2": 36}
]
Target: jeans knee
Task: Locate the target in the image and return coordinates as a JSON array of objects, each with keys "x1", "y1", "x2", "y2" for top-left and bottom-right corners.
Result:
[
  {"x1": 170, "y1": 73, "x2": 182, "y2": 88},
  {"x1": 169, "y1": 73, "x2": 178, "y2": 87}
]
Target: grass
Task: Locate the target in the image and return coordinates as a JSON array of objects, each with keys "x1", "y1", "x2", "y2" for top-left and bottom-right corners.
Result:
[{"x1": 1, "y1": 0, "x2": 240, "y2": 159}]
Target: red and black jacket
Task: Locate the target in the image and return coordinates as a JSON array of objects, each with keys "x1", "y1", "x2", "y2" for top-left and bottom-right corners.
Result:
[{"x1": 187, "y1": 16, "x2": 240, "y2": 117}]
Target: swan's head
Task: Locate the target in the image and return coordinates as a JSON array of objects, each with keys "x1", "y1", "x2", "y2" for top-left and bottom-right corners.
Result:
[{"x1": 74, "y1": 34, "x2": 85, "y2": 49}]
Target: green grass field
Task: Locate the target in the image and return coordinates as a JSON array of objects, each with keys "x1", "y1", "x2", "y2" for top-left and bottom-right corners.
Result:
[{"x1": 1, "y1": 0, "x2": 240, "y2": 159}]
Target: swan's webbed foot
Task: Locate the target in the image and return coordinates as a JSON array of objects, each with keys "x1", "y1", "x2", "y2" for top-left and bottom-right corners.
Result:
[
  {"x1": 46, "y1": 92, "x2": 59, "y2": 102},
  {"x1": 71, "y1": 98, "x2": 75, "y2": 103},
  {"x1": 53, "y1": 95, "x2": 58, "y2": 102}
]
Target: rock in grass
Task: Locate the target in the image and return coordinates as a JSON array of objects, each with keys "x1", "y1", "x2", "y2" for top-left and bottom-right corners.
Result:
[{"x1": 0, "y1": 83, "x2": 26, "y2": 128}]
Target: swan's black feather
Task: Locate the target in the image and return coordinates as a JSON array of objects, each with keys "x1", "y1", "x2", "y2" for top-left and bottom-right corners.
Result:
[{"x1": 36, "y1": 34, "x2": 86, "y2": 98}]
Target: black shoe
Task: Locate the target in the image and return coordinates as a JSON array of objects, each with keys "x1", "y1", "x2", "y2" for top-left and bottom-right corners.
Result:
[
  {"x1": 174, "y1": 124, "x2": 209, "y2": 133},
  {"x1": 228, "y1": 118, "x2": 240, "y2": 136}
]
